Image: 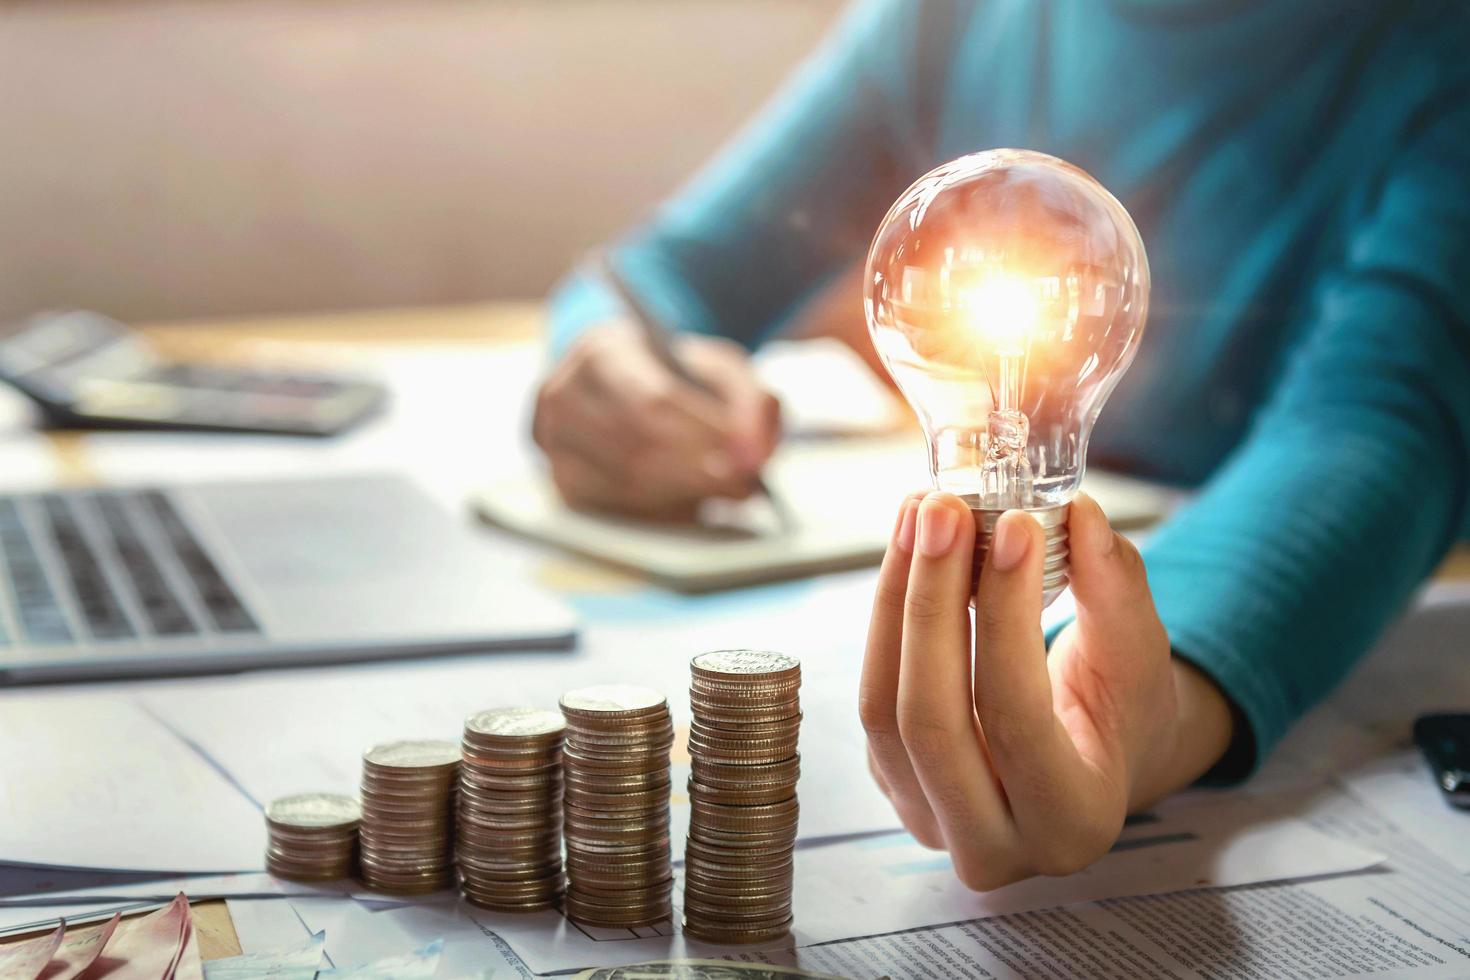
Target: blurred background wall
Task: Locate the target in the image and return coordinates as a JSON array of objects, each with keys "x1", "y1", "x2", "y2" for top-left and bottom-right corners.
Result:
[{"x1": 0, "y1": 0, "x2": 844, "y2": 323}]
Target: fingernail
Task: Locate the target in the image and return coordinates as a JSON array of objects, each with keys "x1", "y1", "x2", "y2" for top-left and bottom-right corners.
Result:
[
  {"x1": 916, "y1": 499, "x2": 958, "y2": 557},
  {"x1": 731, "y1": 438, "x2": 763, "y2": 472},
  {"x1": 895, "y1": 498, "x2": 919, "y2": 553},
  {"x1": 990, "y1": 512, "x2": 1030, "y2": 571}
]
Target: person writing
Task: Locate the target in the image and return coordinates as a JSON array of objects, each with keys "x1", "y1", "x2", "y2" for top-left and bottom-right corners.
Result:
[{"x1": 532, "y1": 0, "x2": 1470, "y2": 888}]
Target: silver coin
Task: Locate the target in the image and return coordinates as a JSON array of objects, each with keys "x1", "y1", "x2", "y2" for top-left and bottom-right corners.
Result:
[
  {"x1": 363, "y1": 739, "x2": 461, "y2": 769},
  {"x1": 690, "y1": 649, "x2": 800, "y2": 678},
  {"x1": 265, "y1": 792, "x2": 362, "y2": 829},
  {"x1": 560, "y1": 684, "x2": 666, "y2": 716},
  {"x1": 465, "y1": 706, "x2": 567, "y2": 740}
]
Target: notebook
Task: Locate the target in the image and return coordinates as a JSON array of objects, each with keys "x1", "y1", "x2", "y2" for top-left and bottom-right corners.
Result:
[{"x1": 473, "y1": 436, "x2": 1172, "y2": 593}]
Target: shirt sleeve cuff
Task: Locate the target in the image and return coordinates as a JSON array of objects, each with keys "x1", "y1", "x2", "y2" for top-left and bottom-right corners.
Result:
[
  {"x1": 1043, "y1": 608, "x2": 1278, "y2": 787},
  {"x1": 545, "y1": 271, "x2": 623, "y2": 358}
]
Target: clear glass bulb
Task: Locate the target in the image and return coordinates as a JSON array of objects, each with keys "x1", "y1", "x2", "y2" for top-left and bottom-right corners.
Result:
[{"x1": 864, "y1": 149, "x2": 1149, "y2": 602}]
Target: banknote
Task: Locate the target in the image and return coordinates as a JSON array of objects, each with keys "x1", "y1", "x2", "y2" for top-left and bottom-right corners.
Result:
[
  {"x1": 90, "y1": 893, "x2": 190, "y2": 980},
  {"x1": 47, "y1": 913, "x2": 120, "y2": 980},
  {"x1": 0, "y1": 919, "x2": 62, "y2": 980}
]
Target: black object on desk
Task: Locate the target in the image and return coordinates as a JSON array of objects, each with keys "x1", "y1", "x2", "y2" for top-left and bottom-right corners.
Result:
[
  {"x1": 0, "y1": 310, "x2": 387, "y2": 436},
  {"x1": 1414, "y1": 713, "x2": 1470, "y2": 809}
]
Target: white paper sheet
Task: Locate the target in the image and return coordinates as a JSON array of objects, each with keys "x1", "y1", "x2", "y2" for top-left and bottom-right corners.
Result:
[
  {"x1": 294, "y1": 793, "x2": 1380, "y2": 976},
  {"x1": 0, "y1": 386, "x2": 57, "y2": 492},
  {"x1": 773, "y1": 789, "x2": 1470, "y2": 979},
  {"x1": 203, "y1": 931, "x2": 325, "y2": 979},
  {"x1": 318, "y1": 938, "x2": 442, "y2": 979},
  {"x1": 0, "y1": 694, "x2": 263, "y2": 872},
  {"x1": 0, "y1": 434, "x2": 59, "y2": 493},
  {"x1": 294, "y1": 901, "x2": 536, "y2": 979},
  {"x1": 753, "y1": 338, "x2": 908, "y2": 438},
  {"x1": 223, "y1": 899, "x2": 316, "y2": 957},
  {"x1": 1337, "y1": 750, "x2": 1470, "y2": 876},
  {"x1": 789, "y1": 795, "x2": 1382, "y2": 946}
]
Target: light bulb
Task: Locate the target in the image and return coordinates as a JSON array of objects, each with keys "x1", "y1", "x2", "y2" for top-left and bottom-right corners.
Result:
[{"x1": 864, "y1": 149, "x2": 1149, "y2": 605}]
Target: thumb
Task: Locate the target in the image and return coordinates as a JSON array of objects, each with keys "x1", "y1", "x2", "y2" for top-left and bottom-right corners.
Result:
[{"x1": 1066, "y1": 492, "x2": 1168, "y2": 670}]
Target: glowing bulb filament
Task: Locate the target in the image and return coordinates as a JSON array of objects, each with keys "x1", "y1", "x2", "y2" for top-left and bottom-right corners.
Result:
[
  {"x1": 960, "y1": 277, "x2": 1038, "y2": 357},
  {"x1": 953, "y1": 276, "x2": 1041, "y2": 506}
]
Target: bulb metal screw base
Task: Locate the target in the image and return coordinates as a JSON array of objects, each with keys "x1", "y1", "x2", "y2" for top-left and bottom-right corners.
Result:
[{"x1": 968, "y1": 503, "x2": 1070, "y2": 608}]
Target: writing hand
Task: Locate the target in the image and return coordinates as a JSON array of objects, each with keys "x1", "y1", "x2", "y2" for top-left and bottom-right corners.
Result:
[{"x1": 532, "y1": 321, "x2": 781, "y2": 521}]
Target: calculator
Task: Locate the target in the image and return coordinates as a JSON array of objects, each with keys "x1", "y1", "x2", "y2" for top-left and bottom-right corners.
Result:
[{"x1": 0, "y1": 310, "x2": 388, "y2": 436}]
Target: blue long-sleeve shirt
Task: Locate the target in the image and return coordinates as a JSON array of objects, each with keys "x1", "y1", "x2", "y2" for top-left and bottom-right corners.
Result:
[{"x1": 548, "y1": 0, "x2": 1470, "y2": 778}]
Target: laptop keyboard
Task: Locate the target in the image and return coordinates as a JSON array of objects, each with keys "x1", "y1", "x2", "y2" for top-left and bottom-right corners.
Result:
[
  {"x1": 0, "y1": 500, "x2": 73, "y2": 645},
  {"x1": 43, "y1": 495, "x2": 136, "y2": 641},
  {"x1": 140, "y1": 491, "x2": 257, "y2": 633},
  {"x1": 95, "y1": 494, "x2": 201, "y2": 637},
  {"x1": 0, "y1": 489, "x2": 260, "y2": 647}
]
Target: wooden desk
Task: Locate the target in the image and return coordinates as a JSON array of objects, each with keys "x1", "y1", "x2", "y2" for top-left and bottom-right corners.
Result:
[
  {"x1": 140, "y1": 302, "x2": 542, "y2": 351},
  {"x1": 4, "y1": 301, "x2": 1467, "y2": 962}
]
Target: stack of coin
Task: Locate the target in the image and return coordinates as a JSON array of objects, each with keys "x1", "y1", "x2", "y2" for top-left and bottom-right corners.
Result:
[
  {"x1": 560, "y1": 684, "x2": 676, "y2": 927},
  {"x1": 683, "y1": 649, "x2": 802, "y2": 944},
  {"x1": 358, "y1": 739, "x2": 460, "y2": 895},
  {"x1": 456, "y1": 707, "x2": 567, "y2": 911},
  {"x1": 264, "y1": 793, "x2": 361, "y2": 881}
]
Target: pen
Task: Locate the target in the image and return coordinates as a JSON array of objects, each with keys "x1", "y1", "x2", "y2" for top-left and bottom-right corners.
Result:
[{"x1": 595, "y1": 251, "x2": 797, "y2": 534}]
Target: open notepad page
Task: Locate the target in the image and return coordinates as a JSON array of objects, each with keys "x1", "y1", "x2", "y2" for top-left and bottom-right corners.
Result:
[{"x1": 474, "y1": 435, "x2": 1174, "y2": 592}]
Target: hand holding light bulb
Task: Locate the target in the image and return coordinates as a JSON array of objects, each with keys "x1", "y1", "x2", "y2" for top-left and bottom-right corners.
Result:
[
  {"x1": 859, "y1": 151, "x2": 1233, "y2": 887},
  {"x1": 860, "y1": 490, "x2": 1235, "y2": 889}
]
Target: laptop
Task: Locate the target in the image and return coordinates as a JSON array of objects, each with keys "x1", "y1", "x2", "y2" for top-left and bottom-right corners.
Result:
[{"x1": 0, "y1": 473, "x2": 577, "y2": 684}]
